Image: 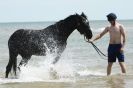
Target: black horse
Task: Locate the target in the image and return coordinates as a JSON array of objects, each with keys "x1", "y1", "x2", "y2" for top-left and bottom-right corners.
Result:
[{"x1": 5, "y1": 13, "x2": 92, "y2": 78}]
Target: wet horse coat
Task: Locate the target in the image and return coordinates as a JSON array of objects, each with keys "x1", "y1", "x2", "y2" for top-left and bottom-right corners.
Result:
[{"x1": 5, "y1": 13, "x2": 92, "y2": 78}]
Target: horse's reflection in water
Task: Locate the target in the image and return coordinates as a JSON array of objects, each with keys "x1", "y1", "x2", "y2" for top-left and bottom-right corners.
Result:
[{"x1": 5, "y1": 13, "x2": 93, "y2": 78}]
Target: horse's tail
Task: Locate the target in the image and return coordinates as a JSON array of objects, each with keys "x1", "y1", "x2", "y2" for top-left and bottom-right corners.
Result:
[
  {"x1": 12, "y1": 52, "x2": 17, "y2": 76},
  {"x1": 5, "y1": 49, "x2": 18, "y2": 78},
  {"x1": 5, "y1": 36, "x2": 18, "y2": 78}
]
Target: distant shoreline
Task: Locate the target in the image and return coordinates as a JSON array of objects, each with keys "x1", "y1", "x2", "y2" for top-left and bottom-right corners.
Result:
[{"x1": 0, "y1": 19, "x2": 133, "y2": 24}]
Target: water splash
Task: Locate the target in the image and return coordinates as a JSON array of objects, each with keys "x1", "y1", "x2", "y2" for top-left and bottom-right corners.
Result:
[{"x1": 77, "y1": 70, "x2": 106, "y2": 77}]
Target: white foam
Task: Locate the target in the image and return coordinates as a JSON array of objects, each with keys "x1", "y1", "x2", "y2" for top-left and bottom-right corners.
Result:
[
  {"x1": 0, "y1": 77, "x2": 74, "y2": 84},
  {"x1": 0, "y1": 62, "x2": 75, "y2": 84},
  {"x1": 0, "y1": 43, "x2": 78, "y2": 84},
  {"x1": 77, "y1": 70, "x2": 106, "y2": 76},
  {"x1": 0, "y1": 63, "x2": 106, "y2": 84},
  {"x1": 0, "y1": 44, "x2": 105, "y2": 84}
]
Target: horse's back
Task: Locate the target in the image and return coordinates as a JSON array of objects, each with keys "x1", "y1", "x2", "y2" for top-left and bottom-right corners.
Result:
[
  {"x1": 9, "y1": 29, "x2": 39, "y2": 43},
  {"x1": 8, "y1": 29, "x2": 47, "y2": 55}
]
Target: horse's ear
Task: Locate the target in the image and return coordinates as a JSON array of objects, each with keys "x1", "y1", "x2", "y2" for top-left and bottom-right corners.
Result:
[
  {"x1": 75, "y1": 13, "x2": 79, "y2": 16},
  {"x1": 81, "y1": 12, "x2": 87, "y2": 19}
]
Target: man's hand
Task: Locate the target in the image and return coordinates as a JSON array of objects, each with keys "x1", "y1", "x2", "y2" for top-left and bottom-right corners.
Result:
[{"x1": 120, "y1": 48, "x2": 124, "y2": 53}]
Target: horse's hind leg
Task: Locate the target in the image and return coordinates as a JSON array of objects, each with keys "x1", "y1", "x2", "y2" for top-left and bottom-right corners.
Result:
[
  {"x1": 18, "y1": 55, "x2": 31, "y2": 70},
  {"x1": 5, "y1": 51, "x2": 18, "y2": 78}
]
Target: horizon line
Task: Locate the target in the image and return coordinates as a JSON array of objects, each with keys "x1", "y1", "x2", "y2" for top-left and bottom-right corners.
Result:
[{"x1": 0, "y1": 19, "x2": 133, "y2": 24}]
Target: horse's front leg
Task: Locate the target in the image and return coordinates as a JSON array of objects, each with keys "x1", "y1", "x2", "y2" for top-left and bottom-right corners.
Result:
[
  {"x1": 52, "y1": 45, "x2": 66, "y2": 64},
  {"x1": 52, "y1": 55, "x2": 61, "y2": 64}
]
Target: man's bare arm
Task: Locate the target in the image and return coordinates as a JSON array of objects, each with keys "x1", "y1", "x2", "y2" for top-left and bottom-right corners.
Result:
[
  {"x1": 91, "y1": 27, "x2": 109, "y2": 42},
  {"x1": 120, "y1": 25, "x2": 126, "y2": 48}
]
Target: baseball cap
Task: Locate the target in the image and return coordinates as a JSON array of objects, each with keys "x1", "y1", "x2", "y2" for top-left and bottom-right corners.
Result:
[{"x1": 107, "y1": 13, "x2": 117, "y2": 21}]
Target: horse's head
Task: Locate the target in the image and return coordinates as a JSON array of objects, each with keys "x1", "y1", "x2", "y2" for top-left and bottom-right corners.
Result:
[{"x1": 75, "y1": 12, "x2": 93, "y2": 40}]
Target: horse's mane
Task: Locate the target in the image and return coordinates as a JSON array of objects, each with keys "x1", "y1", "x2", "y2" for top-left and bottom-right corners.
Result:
[
  {"x1": 55, "y1": 13, "x2": 87, "y2": 25},
  {"x1": 47, "y1": 13, "x2": 88, "y2": 35},
  {"x1": 56, "y1": 14, "x2": 79, "y2": 25}
]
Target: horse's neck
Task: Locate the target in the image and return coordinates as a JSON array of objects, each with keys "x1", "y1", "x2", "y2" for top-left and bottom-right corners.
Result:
[
  {"x1": 41, "y1": 21, "x2": 76, "y2": 42},
  {"x1": 56, "y1": 21, "x2": 75, "y2": 39}
]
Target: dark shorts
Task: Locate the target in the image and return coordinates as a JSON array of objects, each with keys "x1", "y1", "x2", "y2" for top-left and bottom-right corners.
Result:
[{"x1": 108, "y1": 44, "x2": 124, "y2": 62}]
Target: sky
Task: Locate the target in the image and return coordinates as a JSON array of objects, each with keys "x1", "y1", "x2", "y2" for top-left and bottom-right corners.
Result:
[{"x1": 0, "y1": 0, "x2": 133, "y2": 22}]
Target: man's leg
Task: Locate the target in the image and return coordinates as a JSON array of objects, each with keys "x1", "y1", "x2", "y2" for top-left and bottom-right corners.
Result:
[
  {"x1": 119, "y1": 62, "x2": 126, "y2": 74},
  {"x1": 107, "y1": 62, "x2": 113, "y2": 76}
]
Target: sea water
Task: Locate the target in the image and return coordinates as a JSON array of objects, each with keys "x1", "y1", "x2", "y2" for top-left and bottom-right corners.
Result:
[{"x1": 0, "y1": 20, "x2": 133, "y2": 88}]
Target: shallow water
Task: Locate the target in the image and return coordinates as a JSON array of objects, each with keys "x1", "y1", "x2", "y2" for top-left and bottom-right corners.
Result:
[
  {"x1": 1, "y1": 75, "x2": 133, "y2": 88},
  {"x1": 0, "y1": 20, "x2": 133, "y2": 88}
]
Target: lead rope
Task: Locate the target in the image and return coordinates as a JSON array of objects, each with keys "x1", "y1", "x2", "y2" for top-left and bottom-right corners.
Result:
[{"x1": 84, "y1": 36, "x2": 107, "y2": 60}]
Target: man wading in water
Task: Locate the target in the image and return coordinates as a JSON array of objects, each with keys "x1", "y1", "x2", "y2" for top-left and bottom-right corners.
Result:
[{"x1": 90, "y1": 13, "x2": 126, "y2": 76}]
